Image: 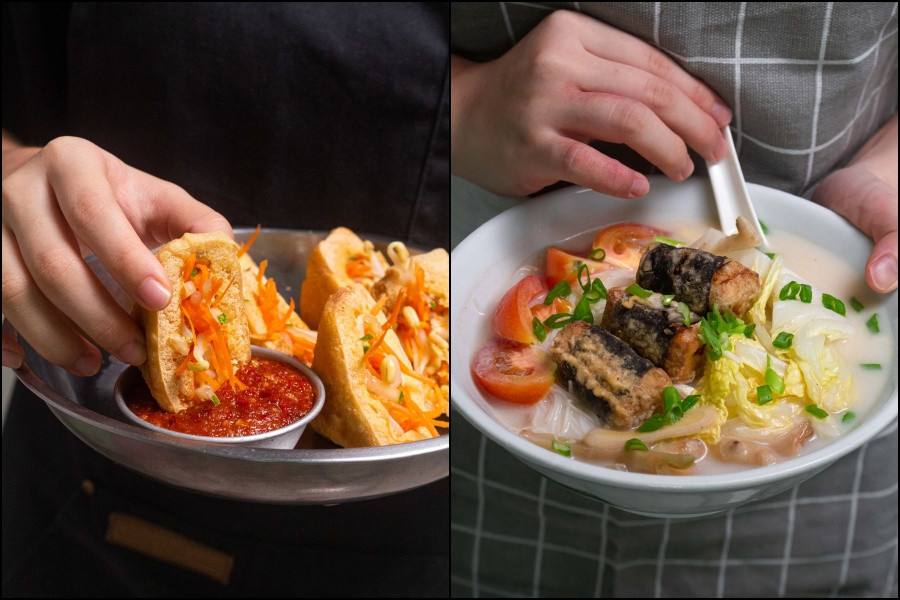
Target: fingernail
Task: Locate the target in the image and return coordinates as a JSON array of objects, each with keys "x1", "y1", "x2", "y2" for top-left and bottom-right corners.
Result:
[
  {"x1": 680, "y1": 160, "x2": 695, "y2": 180},
  {"x1": 871, "y1": 255, "x2": 898, "y2": 292},
  {"x1": 712, "y1": 102, "x2": 732, "y2": 126},
  {"x1": 73, "y1": 353, "x2": 101, "y2": 377},
  {"x1": 711, "y1": 135, "x2": 729, "y2": 162},
  {"x1": 630, "y1": 178, "x2": 650, "y2": 197},
  {"x1": 138, "y1": 277, "x2": 171, "y2": 310},
  {"x1": 3, "y1": 348, "x2": 23, "y2": 369},
  {"x1": 117, "y1": 340, "x2": 146, "y2": 366}
]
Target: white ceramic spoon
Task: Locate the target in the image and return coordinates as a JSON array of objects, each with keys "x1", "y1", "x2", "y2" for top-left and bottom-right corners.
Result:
[{"x1": 706, "y1": 126, "x2": 769, "y2": 249}]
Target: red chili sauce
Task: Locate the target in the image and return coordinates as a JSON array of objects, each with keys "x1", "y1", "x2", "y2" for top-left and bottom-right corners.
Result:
[{"x1": 127, "y1": 357, "x2": 316, "y2": 437}]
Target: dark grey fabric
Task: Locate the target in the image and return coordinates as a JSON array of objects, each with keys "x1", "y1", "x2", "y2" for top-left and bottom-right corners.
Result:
[{"x1": 450, "y1": 3, "x2": 898, "y2": 597}]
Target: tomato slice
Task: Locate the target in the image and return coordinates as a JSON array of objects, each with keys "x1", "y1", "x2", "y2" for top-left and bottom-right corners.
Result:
[
  {"x1": 492, "y1": 275, "x2": 546, "y2": 344},
  {"x1": 545, "y1": 247, "x2": 611, "y2": 288},
  {"x1": 471, "y1": 339, "x2": 556, "y2": 405},
  {"x1": 591, "y1": 223, "x2": 669, "y2": 269}
]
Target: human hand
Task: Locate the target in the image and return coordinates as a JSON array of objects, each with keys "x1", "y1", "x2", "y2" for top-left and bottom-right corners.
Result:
[
  {"x1": 451, "y1": 9, "x2": 733, "y2": 198},
  {"x1": 812, "y1": 113, "x2": 898, "y2": 294},
  {"x1": 2, "y1": 135, "x2": 232, "y2": 375}
]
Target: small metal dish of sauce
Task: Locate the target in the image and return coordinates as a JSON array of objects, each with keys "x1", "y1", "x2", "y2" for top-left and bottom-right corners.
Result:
[{"x1": 114, "y1": 346, "x2": 325, "y2": 449}]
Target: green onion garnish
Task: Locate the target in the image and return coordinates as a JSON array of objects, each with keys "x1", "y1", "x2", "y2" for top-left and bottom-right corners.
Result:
[
  {"x1": 576, "y1": 262, "x2": 592, "y2": 292},
  {"x1": 545, "y1": 280, "x2": 571, "y2": 305},
  {"x1": 544, "y1": 313, "x2": 575, "y2": 329},
  {"x1": 866, "y1": 314, "x2": 880, "y2": 333},
  {"x1": 799, "y1": 284, "x2": 812, "y2": 304},
  {"x1": 779, "y1": 281, "x2": 801, "y2": 301},
  {"x1": 765, "y1": 357, "x2": 786, "y2": 395},
  {"x1": 758, "y1": 219, "x2": 770, "y2": 234},
  {"x1": 681, "y1": 394, "x2": 701, "y2": 412},
  {"x1": 822, "y1": 293, "x2": 846, "y2": 316},
  {"x1": 572, "y1": 296, "x2": 594, "y2": 323},
  {"x1": 860, "y1": 363, "x2": 882, "y2": 370},
  {"x1": 551, "y1": 440, "x2": 571, "y2": 457},
  {"x1": 636, "y1": 413, "x2": 668, "y2": 433},
  {"x1": 583, "y1": 278, "x2": 607, "y2": 303},
  {"x1": 210, "y1": 393, "x2": 220, "y2": 406},
  {"x1": 624, "y1": 438, "x2": 649, "y2": 452},
  {"x1": 652, "y1": 235, "x2": 684, "y2": 246},
  {"x1": 532, "y1": 317, "x2": 548, "y2": 342},
  {"x1": 676, "y1": 302, "x2": 691, "y2": 327},
  {"x1": 849, "y1": 297, "x2": 865, "y2": 312},
  {"x1": 217, "y1": 313, "x2": 228, "y2": 325},
  {"x1": 842, "y1": 412, "x2": 856, "y2": 423},
  {"x1": 398, "y1": 391, "x2": 405, "y2": 405},
  {"x1": 764, "y1": 252, "x2": 776, "y2": 260},
  {"x1": 805, "y1": 405, "x2": 828, "y2": 419},
  {"x1": 772, "y1": 332, "x2": 794, "y2": 349},
  {"x1": 588, "y1": 248, "x2": 606, "y2": 261},
  {"x1": 757, "y1": 385, "x2": 773, "y2": 405},
  {"x1": 743, "y1": 323, "x2": 756, "y2": 338},
  {"x1": 661, "y1": 294, "x2": 675, "y2": 306},
  {"x1": 359, "y1": 334, "x2": 373, "y2": 341},
  {"x1": 698, "y1": 305, "x2": 753, "y2": 361},
  {"x1": 191, "y1": 267, "x2": 199, "y2": 278},
  {"x1": 362, "y1": 345, "x2": 370, "y2": 353},
  {"x1": 625, "y1": 283, "x2": 653, "y2": 299}
]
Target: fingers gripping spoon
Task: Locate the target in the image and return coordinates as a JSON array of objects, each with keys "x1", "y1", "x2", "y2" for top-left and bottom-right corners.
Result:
[{"x1": 706, "y1": 126, "x2": 769, "y2": 249}]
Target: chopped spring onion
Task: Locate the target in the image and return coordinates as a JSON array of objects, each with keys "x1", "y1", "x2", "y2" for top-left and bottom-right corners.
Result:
[
  {"x1": 661, "y1": 294, "x2": 675, "y2": 306},
  {"x1": 822, "y1": 293, "x2": 846, "y2": 316},
  {"x1": 582, "y1": 278, "x2": 607, "y2": 303},
  {"x1": 210, "y1": 393, "x2": 220, "y2": 406},
  {"x1": 190, "y1": 267, "x2": 199, "y2": 278},
  {"x1": 638, "y1": 387, "x2": 697, "y2": 432},
  {"x1": 779, "y1": 281, "x2": 801, "y2": 301},
  {"x1": 217, "y1": 313, "x2": 228, "y2": 325},
  {"x1": 676, "y1": 301, "x2": 691, "y2": 327},
  {"x1": 759, "y1": 219, "x2": 770, "y2": 234},
  {"x1": 805, "y1": 405, "x2": 828, "y2": 419},
  {"x1": 652, "y1": 235, "x2": 684, "y2": 246},
  {"x1": 698, "y1": 306, "x2": 753, "y2": 361},
  {"x1": 545, "y1": 280, "x2": 571, "y2": 305},
  {"x1": 359, "y1": 334, "x2": 374, "y2": 342},
  {"x1": 551, "y1": 440, "x2": 571, "y2": 457},
  {"x1": 842, "y1": 412, "x2": 856, "y2": 423},
  {"x1": 398, "y1": 391, "x2": 405, "y2": 405},
  {"x1": 588, "y1": 247, "x2": 606, "y2": 261},
  {"x1": 544, "y1": 313, "x2": 575, "y2": 329},
  {"x1": 625, "y1": 283, "x2": 653, "y2": 299},
  {"x1": 765, "y1": 356, "x2": 786, "y2": 395},
  {"x1": 532, "y1": 317, "x2": 548, "y2": 342},
  {"x1": 576, "y1": 262, "x2": 593, "y2": 292},
  {"x1": 866, "y1": 314, "x2": 880, "y2": 333},
  {"x1": 764, "y1": 251, "x2": 777, "y2": 259},
  {"x1": 850, "y1": 297, "x2": 865, "y2": 312},
  {"x1": 799, "y1": 284, "x2": 812, "y2": 304},
  {"x1": 624, "y1": 438, "x2": 649, "y2": 452},
  {"x1": 637, "y1": 413, "x2": 669, "y2": 433},
  {"x1": 757, "y1": 385, "x2": 773, "y2": 405},
  {"x1": 572, "y1": 296, "x2": 594, "y2": 323},
  {"x1": 772, "y1": 331, "x2": 794, "y2": 349},
  {"x1": 860, "y1": 363, "x2": 882, "y2": 370}
]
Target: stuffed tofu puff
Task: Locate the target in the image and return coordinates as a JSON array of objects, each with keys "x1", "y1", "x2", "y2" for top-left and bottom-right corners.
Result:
[
  {"x1": 238, "y1": 251, "x2": 317, "y2": 367},
  {"x1": 370, "y1": 244, "x2": 450, "y2": 417},
  {"x1": 136, "y1": 232, "x2": 250, "y2": 413},
  {"x1": 299, "y1": 227, "x2": 388, "y2": 330},
  {"x1": 311, "y1": 284, "x2": 447, "y2": 447}
]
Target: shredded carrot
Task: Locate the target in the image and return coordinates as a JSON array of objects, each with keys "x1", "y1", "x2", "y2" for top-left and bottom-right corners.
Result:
[
  {"x1": 237, "y1": 224, "x2": 261, "y2": 257},
  {"x1": 182, "y1": 253, "x2": 197, "y2": 283}
]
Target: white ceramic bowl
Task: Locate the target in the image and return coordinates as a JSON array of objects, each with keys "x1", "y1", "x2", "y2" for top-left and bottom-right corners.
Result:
[
  {"x1": 115, "y1": 346, "x2": 325, "y2": 449},
  {"x1": 451, "y1": 176, "x2": 898, "y2": 518}
]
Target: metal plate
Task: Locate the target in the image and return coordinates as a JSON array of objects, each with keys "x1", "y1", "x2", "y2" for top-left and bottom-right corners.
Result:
[{"x1": 5, "y1": 228, "x2": 448, "y2": 504}]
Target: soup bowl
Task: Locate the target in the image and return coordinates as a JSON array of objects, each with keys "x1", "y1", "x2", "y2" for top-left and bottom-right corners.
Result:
[
  {"x1": 115, "y1": 346, "x2": 325, "y2": 449},
  {"x1": 450, "y1": 177, "x2": 898, "y2": 518}
]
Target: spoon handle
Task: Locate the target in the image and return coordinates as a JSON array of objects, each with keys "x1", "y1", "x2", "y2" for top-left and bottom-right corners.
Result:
[{"x1": 707, "y1": 126, "x2": 769, "y2": 248}]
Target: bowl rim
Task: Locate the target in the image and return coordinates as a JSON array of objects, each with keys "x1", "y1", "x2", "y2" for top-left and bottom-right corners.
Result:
[
  {"x1": 450, "y1": 177, "x2": 899, "y2": 492},
  {"x1": 115, "y1": 345, "x2": 326, "y2": 444}
]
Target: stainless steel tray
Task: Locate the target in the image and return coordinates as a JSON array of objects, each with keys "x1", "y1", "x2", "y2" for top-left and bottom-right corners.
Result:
[{"x1": 5, "y1": 228, "x2": 448, "y2": 504}]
